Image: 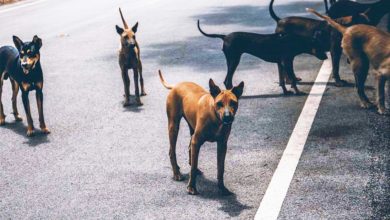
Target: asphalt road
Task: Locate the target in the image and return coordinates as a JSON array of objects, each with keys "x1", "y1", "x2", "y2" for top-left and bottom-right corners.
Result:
[{"x1": 0, "y1": 0, "x2": 389, "y2": 219}]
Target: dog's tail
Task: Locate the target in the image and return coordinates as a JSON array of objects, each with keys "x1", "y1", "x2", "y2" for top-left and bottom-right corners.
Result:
[
  {"x1": 306, "y1": 8, "x2": 346, "y2": 34},
  {"x1": 119, "y1": 8, "x2": 129, "y2": 29},
  {"x1": 158, "y1": 70, "x2": 174, "y2": 90},
  {"x1": 269, "y1": 0, "x2": 281, "y2": 22},
  {"x1": 197, "y1": 20, "x2": 225, "y2": 40}
]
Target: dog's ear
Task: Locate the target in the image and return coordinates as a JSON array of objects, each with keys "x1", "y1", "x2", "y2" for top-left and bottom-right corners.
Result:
[
  {"x1": 13, "y1": 35, "x2": 23, "y2": 51},
  {"x1": 116, "y1": 25, "x2": 124, "y2": 35},
  {"x1": 132, "y1": 22, "x2": 139, "y2": 33},
  {"x1": 209, "y1": 79, "x2": 221, "y2": 98},
  {"x1": 32, "y1": 35, "x2": 42, "y2": 51},
  {"x1": 232, "y1": 81, "x2": 244, "y2": 99}
]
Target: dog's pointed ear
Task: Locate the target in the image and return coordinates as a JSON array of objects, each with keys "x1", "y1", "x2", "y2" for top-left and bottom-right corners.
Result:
[
  {"x1": 13, "y1": 35, "x2": 23, "y2": 51},
  {"x1": 232, "y1": 81, "x2": 244, "y2": 99},
  {"x1": 32, "y1": 35, "x2": 42, "y2": 50},
  {"x1": 116, "y1": 25, "x2": 124, "y2": 35},
  {"x1": 132, "y1": 22, "x2": 139, "y2": 33},
  {"x1": 209, "y1": 79, "x2": 221, "y2": 98}
]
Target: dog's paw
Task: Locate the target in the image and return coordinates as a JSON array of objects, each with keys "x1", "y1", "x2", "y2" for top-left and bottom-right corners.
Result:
[
  {"x1": 14, "y1": 114, "x2": 23, "y2": 122},
  {"x1": 26, "y1": 128, "x2": 35, "y2": 137},
  {"x1": 377, "y1": 107, "x2": 388, "y2": 115},
  {"x1": 123, "y1": 100, "x2": 132, "y2": 107},
  {"x1": 0, "y1": 117, "x2": 5, "y2": 126},
  {"x1": 187, "y1": 186, "x2": 199, "y2": 195},
  {"x1": 360, "y1": 101, "x2": 374, "y2": 109},
  {"x1": 173, "y1": 173, "x2": 184, "y2": 181},
  {"x1": 335, "y1": 79, "x2": 348, "y2": 87},
  {"x1": 41, "y1": 127, "x2": 51, "y2": 134},
  {"x1": 135, "y1": 98, "x2": 143, "y2": 106}
]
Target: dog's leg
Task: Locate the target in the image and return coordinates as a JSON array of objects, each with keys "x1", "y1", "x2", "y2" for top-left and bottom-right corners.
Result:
[
  {"x1": 21, "y1": 90, "x2": 34, "y2": 136},
  {"x1": 217, "y1": 140, "x2": 232, "y2": 196},
  {"x1": 278, "y1": 62, "x2": 293, "y2": 95},
  {"x1": 376, "y1": 75, "x2": 387, "y2": 115},
  {"x1": 187, "y1": 135, "x2": 203, "y2": 195},
  {"x1": 121, "y1": 68, "x2": 131, "y2": 106},
  {"x1": 138, "y1": 60, "x2": 146, "y2": 96},
  {"x1": 284, "y1": 59, "x2": 303, "y2": 95},
  {"x1": 36, "y1": 85, "x2": 50, "y2": 134},
  {"x1": 352, "y1": 58, "x2": 372, "y2": 109},
  {"x1": 0, "y1": 74, "x2": 5, "y2": 125},
  {"x1": 331, "y1": 34, "x2": 347, "y2": 86},
  {"x1": 168, "y1": 112, "x2": 183, "y2": 181},
  {"x1": 223, "y1": 52, "x2": 241, "y2": 89},
  {"x1": 133, "y1": 68, "x2": 143, "y2": 106},
  {"x1": 10, "y1": 79, "x2": 22, "y2": 122}
]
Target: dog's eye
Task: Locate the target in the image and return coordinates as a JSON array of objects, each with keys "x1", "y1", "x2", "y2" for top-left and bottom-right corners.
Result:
[
  {"x1": 230, "y1": 101, "x2": 237, "y2": 107},
  {"x1": 216, "y1": 101, "x2": 224, "y2": 108}
]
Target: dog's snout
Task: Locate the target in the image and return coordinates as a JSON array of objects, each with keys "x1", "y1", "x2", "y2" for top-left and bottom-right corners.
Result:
[{"x1": 222, "y1": 107, "x2": 234, "y2": 124}]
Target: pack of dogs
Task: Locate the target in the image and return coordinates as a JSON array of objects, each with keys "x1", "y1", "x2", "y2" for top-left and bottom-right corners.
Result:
[{"x1": 0, "y1": 0, "x2": 389, "y2": 195}]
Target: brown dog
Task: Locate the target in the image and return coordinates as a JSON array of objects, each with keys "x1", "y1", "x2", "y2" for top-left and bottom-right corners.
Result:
[
  {"x1": 308, "y1": 8, "x2": 390, "y2": 115},
  {"x1": 116, "y1": 8, "x2": 146, "y2": 106},
  {"x1": 159, "y1": 70, "x2": 244, "y2": 195}
]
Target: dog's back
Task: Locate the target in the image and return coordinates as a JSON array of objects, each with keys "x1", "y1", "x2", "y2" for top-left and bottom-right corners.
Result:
[{"x1": 344, "y1": 25, "x2": 390, "y2": 69}]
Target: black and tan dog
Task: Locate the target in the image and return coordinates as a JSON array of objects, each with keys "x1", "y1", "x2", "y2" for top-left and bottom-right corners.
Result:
[
  {"x1": 0, "y1": 35, "x2": 50, "y2": 136},
  {"x1": 327, "y1": 0, "x2": 390, "y2": 24},
  {"x1": 159, "y1": 70, "x2": 244, "y2": 195},
  {"x1": 197, "y1": 20, "x2": 327, "y2": 95},
  {"x1": 308, "y1": 8, "x2": 390, "y2": 115},
  {"x1": 116, "y1": 8, "x2": 146, "y2": 106},
  {"x1": 269, "y1": 0, "x2": 375, "y2": 86}
]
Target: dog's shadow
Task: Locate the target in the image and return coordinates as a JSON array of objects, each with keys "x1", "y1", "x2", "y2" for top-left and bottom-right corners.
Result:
[
  {"x1": 1, "y1": 121, "x2": 49, "y2": 147},
  {"x1": 121, "y1": 96, "x2": 145, "y2": 113},
  {"x1": 180, "y1": 173, "x2": 252, "y2": 217}
]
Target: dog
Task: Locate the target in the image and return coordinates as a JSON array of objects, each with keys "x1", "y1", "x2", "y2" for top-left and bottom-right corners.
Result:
[
  {"x1": 308, "y1": 8, "x2": 390, "y2": 115},
  {"x1": 159, "y1": 70, "x2": 244, "y2": 195},
  {"x1": 327, "y1": 0, "x2": 390, "y2": 25},
  {"x1": 116, "y1": 8, "x2": 146, "y2": 106},
  {"x1": 0, "y1": 35, "x2": 50, "y2": 136},
  {"x1": 197, "y1": 20, "x2": 327, "y2": 95},
  {"x1": 270, "y1": 0, "x2": 373, "y2": 87}
]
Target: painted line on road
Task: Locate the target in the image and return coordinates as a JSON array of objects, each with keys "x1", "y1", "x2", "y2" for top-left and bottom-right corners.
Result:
[
  {"x1": 254, "y1": 56, "x2": 332, "y2": 220},
  {"x1": 0, "y1": 0, "x2": 46, "y2": 14}
]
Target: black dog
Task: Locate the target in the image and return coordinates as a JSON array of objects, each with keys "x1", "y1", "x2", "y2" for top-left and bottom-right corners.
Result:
[
  {"x1": 269, "y1": 0, "x2": 372, "y2": 87},
  {"x1": 197, "y1": 20, "x2": 327, "y2": 95},
  {"x1": 0, "y1": 36, "x2": 50, "y2": 136},
  {"x1": 327, "y1": 0, "x2": 390, "y2": 25}
]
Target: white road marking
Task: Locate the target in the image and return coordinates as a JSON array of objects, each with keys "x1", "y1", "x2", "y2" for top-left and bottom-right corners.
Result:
[
  {"x1": 254, "y1": 57, "x2": 332, "y2": 220},
  {"x1": 0, "y1": 0, "x2": 46, "y2": 14}
]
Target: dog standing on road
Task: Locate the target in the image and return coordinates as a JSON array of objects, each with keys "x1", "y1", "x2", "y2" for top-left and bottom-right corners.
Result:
[
  {"x1": 270, "y1": 0, "x2": 373, "y2": 87},
  {"x1": 308, "y1": 9, "x2": 390, "y2": 115},
  {"x1": 116, "y1": 8, "x2": 146, "y2": 106},
  {"x1": 159, "y1": 70, "x2": 244, "y2": 195},
  {"x1": 0, "y1": 35, "x2": 50, "y2": 136},
  {"x1": 197, "y1": 20, "x2": 327, "y2": 95}
]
